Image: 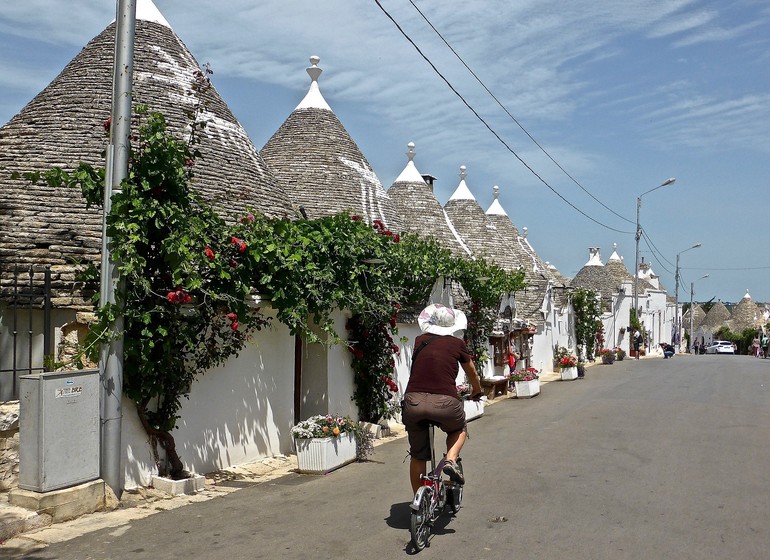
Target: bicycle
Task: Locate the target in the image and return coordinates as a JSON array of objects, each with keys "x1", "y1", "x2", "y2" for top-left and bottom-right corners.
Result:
[{"x1": 409, "y1": 421, "x2": 464, "y2": 551}]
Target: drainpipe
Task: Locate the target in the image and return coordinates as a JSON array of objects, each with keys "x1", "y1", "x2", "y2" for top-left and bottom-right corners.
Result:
[{"x1": 100, "y1": 0, "x2": 136, "y2": 499}]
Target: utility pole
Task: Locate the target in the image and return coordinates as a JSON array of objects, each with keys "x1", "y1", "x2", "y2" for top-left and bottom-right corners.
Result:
[{"x1": 100, "y1": 0, "x2": 136, "y2": 499}]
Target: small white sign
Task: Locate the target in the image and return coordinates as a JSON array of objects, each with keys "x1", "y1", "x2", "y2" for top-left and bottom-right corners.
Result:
[{"x1": 55, "y1": 386, "x2": 82, "y2": 398}]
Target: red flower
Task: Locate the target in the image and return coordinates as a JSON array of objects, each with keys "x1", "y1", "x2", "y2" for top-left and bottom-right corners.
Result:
[
  {"x1": 241, "y1": 213, "x2": 255, "y2": 224},
  {"x1": 204, "y1": 246, "x2": 215, "y2": 261},
  {"x1": 166, "y1": 291, "x2": 178, "y2": 303},
  {"x1": 102, "y1": 117, "x2": 111, "y2": 132},
  {"x1": 229, "y1": 259, "x2": 237, "y2": 268},
  {"x1": 226, "y1": 312, "x2": 237, "y2": 322},
  {"x1": 351, "y1": 215, "x2": 362, "y2": 221},
  {"x1": 389, "y1": 316, "x2": 397, "y2": 327},
  {"x1": 392, "y1": 234, "x2": 400, "y2": 243},
  {"x1": 238, "y1": 241, "x2": 247, "y2": 253},
  {"x1": 354, "y1": 349, "x2": 364, "y2": 359},
  {"x1": 231, "y1": 236, "x2": 240, "y2": 246},
  {"x1": 184, "y1": 158, "x2": 195, "y2": 167},
  {"x1": 230, "y1": 321, "x2": 239, "y2": 331}
]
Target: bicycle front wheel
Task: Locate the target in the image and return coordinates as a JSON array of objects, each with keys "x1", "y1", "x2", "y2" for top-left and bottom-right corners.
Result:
[{"x1": 410, "y1": 486, "x2": 432, "y2": 551}]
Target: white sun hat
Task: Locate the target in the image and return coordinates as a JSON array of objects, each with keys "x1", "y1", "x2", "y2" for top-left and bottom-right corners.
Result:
[{"x1": 418, "y1": 303, "x2": 468, "y2": 336}]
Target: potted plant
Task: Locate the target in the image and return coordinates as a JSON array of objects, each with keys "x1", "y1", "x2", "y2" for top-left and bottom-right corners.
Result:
[
  {"x1": 558, "y1": 354, "x2": 578, "y2": 381},
  {"x1": 510, "y1": 367, "x2": 541, "y2": 398},
  {"x1": 457, "y1": 382, "x2": 484, "y2": 421},
  {"x1": 600, "y1": 348, "x2": 615, "y2": 364},
  {"x1": 291, "y1": 415, "x2": 365, "y2": 474},
  {"x1": 553, "y1": 346, "x2": 571, "y2": 371},
  {"x1": 614, "y1": 347, "x2": 626, "y2": 361}
]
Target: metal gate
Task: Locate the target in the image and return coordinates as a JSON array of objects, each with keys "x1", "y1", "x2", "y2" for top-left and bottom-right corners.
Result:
[{"x1": 0, "y1": 265, "x2": 52, "y2": 401}]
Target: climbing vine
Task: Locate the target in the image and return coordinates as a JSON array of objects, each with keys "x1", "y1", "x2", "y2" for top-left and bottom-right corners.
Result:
[{"x1": 571, "y1": 287, "x2": 601, "y2": 362}]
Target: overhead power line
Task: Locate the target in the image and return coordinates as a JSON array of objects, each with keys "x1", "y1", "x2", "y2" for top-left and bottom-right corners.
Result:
[
  {"x1": 406, "y1": 0, "x2": 635, "y2": 226},
  {"x1": 373, "y1": 0, "x2": 633, "y2": 235}
]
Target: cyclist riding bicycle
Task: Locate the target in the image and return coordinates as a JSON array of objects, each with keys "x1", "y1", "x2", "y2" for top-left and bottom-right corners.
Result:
[{"x1": 402, "y1": 303, "x2": 483, "y2": 493}]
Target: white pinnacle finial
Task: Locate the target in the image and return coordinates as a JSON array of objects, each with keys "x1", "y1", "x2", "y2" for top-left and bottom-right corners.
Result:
[
  {"x1": 459, "y1": 165, "x2": 467, "y2": 181},
  {"x1": 613, "y1": 242, "x2": 617, "y2": 250},
  {"x1": 406, "y1": 142, "x2": 415, "y2": 162},
  {"x1": 296, "y1": 55, "x2": 331, "y2": 110},
  {"x1": 307, "y1": 56, "x2": 322, "y2": 83},
  {"x1": 522, "y1": 226, "x2": 528, "y2": 238},
  {"x1": 493, "y1": 185, "x2": 500, "y2": 199}
]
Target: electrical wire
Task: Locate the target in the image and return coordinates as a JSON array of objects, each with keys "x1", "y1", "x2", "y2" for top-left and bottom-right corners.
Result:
[
  {"x1": 406, "y1": 0, "x2": 635, "y2": 226},
  {"x1": 373, "y1": 0, "x2": 633, "y2": 235}
]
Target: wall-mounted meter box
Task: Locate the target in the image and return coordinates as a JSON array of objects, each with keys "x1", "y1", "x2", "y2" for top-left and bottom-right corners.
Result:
[{"x1": 18, "y1": 369, "x2": 100, "y2": 492}]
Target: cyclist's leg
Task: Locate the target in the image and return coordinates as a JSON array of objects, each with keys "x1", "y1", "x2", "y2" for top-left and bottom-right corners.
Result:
[
  {"x1": 446, "y1": 429, "x2": 466, "y2": 463},
  {"x1": 403, "y1": 392, "x2": 432, "y2": 493},
  {"x1": 409, "y1": 458, "x2": 427, "y2": 493}
]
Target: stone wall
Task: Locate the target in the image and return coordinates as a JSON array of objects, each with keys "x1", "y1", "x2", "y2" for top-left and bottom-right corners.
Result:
[{"x1": 0, "y1": 402, "x2": 20, "y2": 492}]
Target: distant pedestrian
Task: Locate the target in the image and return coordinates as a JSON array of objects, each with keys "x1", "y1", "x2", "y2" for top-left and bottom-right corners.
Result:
[
  {"x1": 633, "y1": 330, "x2": 642, "y2": 359},
  {"x1": 761, "y1": 334, "x2": 768, "y2": 358},
  {"x1": 752, "y1": 337, "x2": 760, "y2": 358}
]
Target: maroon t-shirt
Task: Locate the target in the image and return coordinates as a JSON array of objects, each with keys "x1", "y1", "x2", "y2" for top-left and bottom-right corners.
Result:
[{"x1": 405, "y1": 333, "x2": 472, "y2": 398}]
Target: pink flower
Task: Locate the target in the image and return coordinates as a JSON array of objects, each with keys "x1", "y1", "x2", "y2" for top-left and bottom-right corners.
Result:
[{"x1": 241, "y1": 213, "x2": 255, "y2": 224}]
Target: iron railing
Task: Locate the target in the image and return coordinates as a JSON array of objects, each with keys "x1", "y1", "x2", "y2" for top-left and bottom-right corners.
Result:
[{"x1": 0, "y1": 265, "x2": 52, "y2": 400}]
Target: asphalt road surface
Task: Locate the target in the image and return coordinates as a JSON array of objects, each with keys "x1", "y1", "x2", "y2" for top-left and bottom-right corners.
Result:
[{"x1": 11, "y1": 354, "x2": 770, "y2": 559}]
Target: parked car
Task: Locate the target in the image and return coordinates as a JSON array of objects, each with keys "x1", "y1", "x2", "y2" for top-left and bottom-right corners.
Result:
[{"x1": 705, "y1": 340, "x2": 735, "y2": 354}]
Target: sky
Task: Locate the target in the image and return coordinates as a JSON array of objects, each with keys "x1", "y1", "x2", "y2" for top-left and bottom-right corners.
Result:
[{"x1": 1, "y1": 0, "x2": 769, "y2": 305}]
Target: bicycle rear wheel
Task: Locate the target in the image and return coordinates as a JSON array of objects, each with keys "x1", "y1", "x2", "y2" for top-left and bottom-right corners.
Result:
[{"x1": 410, "y1": 486, "x2": 432, "y2": 551}]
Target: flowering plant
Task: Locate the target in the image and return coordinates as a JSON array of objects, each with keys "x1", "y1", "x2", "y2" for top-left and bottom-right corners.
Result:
[
  {"x1": 613, "y1": 347, "x2": 626, "y2": 360},
  {"x1": 599, "y1": 348, "x2": 614, "y2": 355},
  {"x1": 510, "y1": 367, "x2": 540, "y2": 382},
  {"x1": 291, "y1": 414, "x2": 358, "y2": 440},
  {"x1": 558, "y1": 355, "x2": 577, "y2": 368}
]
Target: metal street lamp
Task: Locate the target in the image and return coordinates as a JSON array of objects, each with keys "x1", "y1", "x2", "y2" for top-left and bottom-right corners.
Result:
[
  {"x1": 674, "y1": 243, "x2": 702, "y2": 352},
  {"x1": 689, "y1": 274, "x2": 709, "y2": 353},
  {"x1": 634, "y1": 178, "x2": 676, "y2": 319}
]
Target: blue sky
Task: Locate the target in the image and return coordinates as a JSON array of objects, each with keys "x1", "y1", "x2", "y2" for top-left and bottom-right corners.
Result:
[{"x1": 2, "y1": 0, "x2": 769, "y2": 304}]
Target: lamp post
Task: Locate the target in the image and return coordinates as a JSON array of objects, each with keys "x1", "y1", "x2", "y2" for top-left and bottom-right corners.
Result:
[
  {"x1": 674, "y1": 243, "x2": 702, "y2": 352},
  {"x1": 634, "y1": 178, "x2": 676, "y2": 320},
  {"x1": 689, "y1": 274, "x2": 709, "y2": 353}
]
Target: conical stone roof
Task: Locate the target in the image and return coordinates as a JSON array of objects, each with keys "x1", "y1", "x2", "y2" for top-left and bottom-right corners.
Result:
[
  {"x1": 260, "y1": 57, "x2": 401, "y2": 231},
  {"x1": 569, "y1": 248, "x2": 618, "y2": 311},
  {"x1": 0, "y1": 2, "x2": 295, "y2": 308},
  {"x1": 730, "y1": 291, "x2": 762, "y2": 332},
  {"x1": 485, "y1": 186, "x2": 557, "y2": 323},
  {"x1": 387, "y1": 143, "x2": 469, "y2": 257},
  {"x1": 443, "y1": 167, "x2": 512, "y2": 270},
  {"x1": 683, "y1": 303, "x2": 706, "y2": 330},
  {"x1": 703, "y1": 301, "x2": 731, "y2": 329},
  {"x1": 605, "y1": 244, "x2": 635, "y2": 286}
]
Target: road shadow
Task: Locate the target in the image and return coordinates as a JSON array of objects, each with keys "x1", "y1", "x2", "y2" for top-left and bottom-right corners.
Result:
[{"x1": 387, "y1": 500, "x2": 459, "y2": 555}]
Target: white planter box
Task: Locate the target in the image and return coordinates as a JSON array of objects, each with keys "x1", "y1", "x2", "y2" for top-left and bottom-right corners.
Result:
[
  {"x1": 560, "y1": 367, "x2": 578, "y2": 381},
  {"x1": 294, "y1": 432, "x2": 357, "y2": 474},
  {"x1": 514, "y1": 379, "x2": 540, "y2": 398},
  {"x1": 463, "y1": 399, "x2": 484, "y2": 422}
]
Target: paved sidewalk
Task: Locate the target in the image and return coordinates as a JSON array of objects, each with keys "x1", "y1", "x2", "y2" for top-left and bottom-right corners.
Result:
[{"x1": 0, "y1": 364, "x2": 595, "y2": 554}]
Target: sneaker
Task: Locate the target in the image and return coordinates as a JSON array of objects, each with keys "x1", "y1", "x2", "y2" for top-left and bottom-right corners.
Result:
[{"x1": 443, "y1": 459, "x2": 465, "y2": 485}]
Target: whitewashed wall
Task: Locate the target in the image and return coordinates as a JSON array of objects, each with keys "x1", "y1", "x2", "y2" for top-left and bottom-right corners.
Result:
[{"x1": 121, "y1": 305, "x2": 296, "y2": 489}]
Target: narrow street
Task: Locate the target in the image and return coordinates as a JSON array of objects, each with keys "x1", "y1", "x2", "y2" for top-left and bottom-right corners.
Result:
[{"x1": 10, "y1": 354, "x2": 770, "y2": 559}]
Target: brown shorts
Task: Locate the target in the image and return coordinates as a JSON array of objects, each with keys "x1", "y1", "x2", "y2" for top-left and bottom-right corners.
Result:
[{"x1": 402, "y1": 392, "x2": 466, "y2": 461}]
